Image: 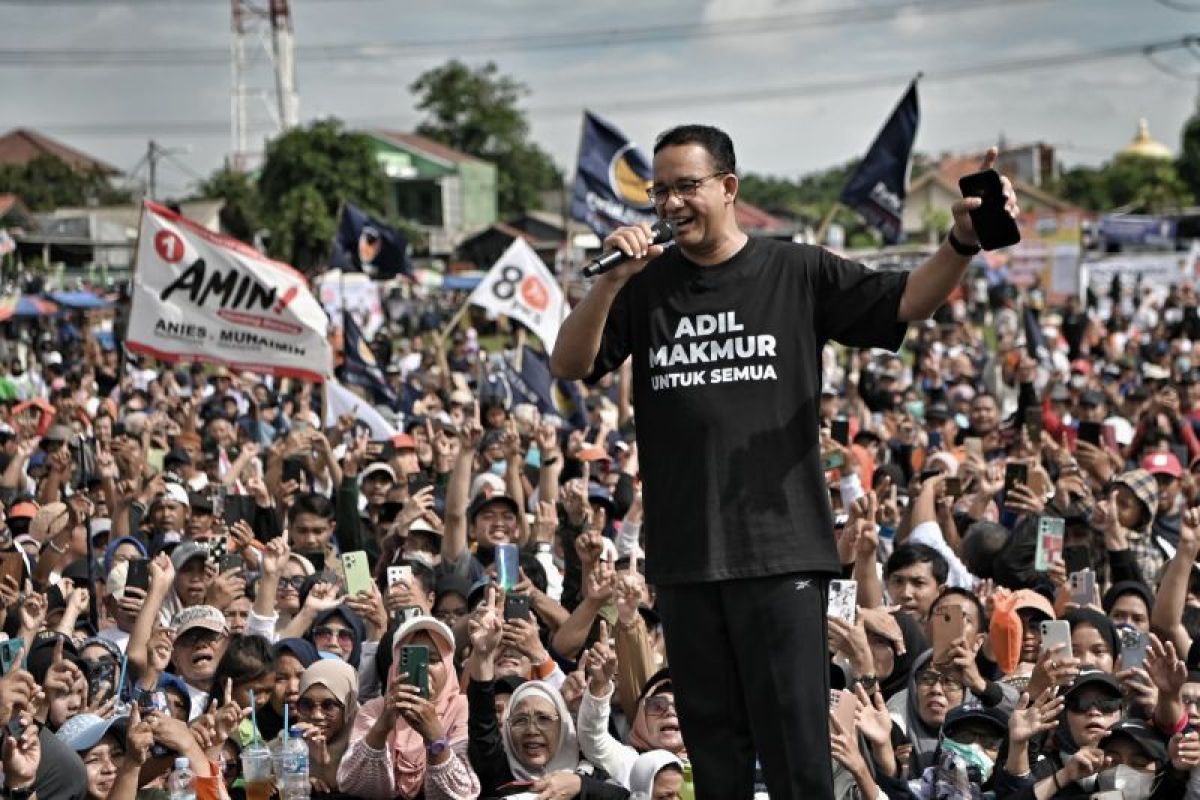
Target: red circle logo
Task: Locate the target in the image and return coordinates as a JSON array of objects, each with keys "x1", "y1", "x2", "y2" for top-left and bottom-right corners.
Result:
[
  {"x1": 154, "y1": 230, "x2": 185, "y2": 264},
  {"x1": 520, "y1": 276, "x2": 549, "y2": 312}
]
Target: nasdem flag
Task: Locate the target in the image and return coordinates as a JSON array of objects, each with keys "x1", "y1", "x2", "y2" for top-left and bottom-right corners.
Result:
[
  {"x1": 329, "y1": 201, "x2": 411, "y2": 280},
  {"x1": 838, "y1": 80, "x2": 920, "y2": 245},
  {"x1": 340, "y1": 309, "x2": 398, "y2": 407},
  {"x1": 570, "y1": 110, "x2": 656, "y2": 237}
]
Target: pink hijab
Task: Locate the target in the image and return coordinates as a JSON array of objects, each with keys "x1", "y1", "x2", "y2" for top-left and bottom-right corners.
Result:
[{"x1": 356, "y1": 617, "x2": 468, "y2": 800}]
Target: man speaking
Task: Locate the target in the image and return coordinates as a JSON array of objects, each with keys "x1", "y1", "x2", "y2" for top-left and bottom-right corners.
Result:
[{"x1": 550, "y1": 124, "x2": 1017, "y2": 799}]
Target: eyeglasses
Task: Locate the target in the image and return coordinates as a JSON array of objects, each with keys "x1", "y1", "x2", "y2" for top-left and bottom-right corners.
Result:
[
  {"x1": 276, "y1": 575, "x2": 307, "y2": 592},
  {"x1": 312, "y1": 626, "x2": 355, "y2": 645},
  {"x1": 647, "y1": 172, "x2": 728, "y2": 205},
  {"x1": 644, "y1": 695, "x2": 676, "y2": 717},
  {"x1": 509, "y1": 712, "x2": 559, "y2": 732},
  {"x1": 916, "y1": 669, "x2": 965, "y2": 694},
  {"x1": 296, "y1": 697, "x2": 344, "y2": 716},
  {"x1": 1066, "y1": 695, "x2": 1123, "y2": 715}
]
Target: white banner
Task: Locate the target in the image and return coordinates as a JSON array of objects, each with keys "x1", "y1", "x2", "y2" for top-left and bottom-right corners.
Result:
[
  {"x1": 468, "y1": 237, "x2": 568, "y2": 351},
  {"x1": 127, "y1": 201, "x2": 332, "y2": 382}
]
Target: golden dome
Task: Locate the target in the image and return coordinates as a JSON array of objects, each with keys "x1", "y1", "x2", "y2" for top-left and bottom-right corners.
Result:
[{"x1": 1119, "y1": 118, "x2": 1173, "y2": 160}]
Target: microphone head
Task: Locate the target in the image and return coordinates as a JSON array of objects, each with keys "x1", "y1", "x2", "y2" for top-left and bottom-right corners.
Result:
[{"x1": 651, "y1": 219, "x2": 676, "y2": 245}]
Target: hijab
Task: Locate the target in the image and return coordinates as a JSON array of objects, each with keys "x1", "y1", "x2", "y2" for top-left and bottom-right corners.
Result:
[
  {"x1": 352, "y1": 618, "x2": 467, "y2": 800},
  {"x1": 1064, "y1": 609, "x2": 1120, "y2": 660},
  {"x1": 897, "y1": 650, "x2": 943, "y2": 776},
  {"x1": 299, "y1": 659, "x2": 359, "y2": 791},
  {"x1": 306, "y1": 606, "x2": 365, "y2": 668},
  {"x1": 629, "y1": 672, "x2": 675, "y2": 753},
  {"x1": 257, "y1": 638, "x2": 319, "y2": 741},
  {"x1": 628, "y1": 750, "x2": 683, "y2": 800},
  {"x1": 502, "y1": 680, "x2": 580, "y2": 781}
]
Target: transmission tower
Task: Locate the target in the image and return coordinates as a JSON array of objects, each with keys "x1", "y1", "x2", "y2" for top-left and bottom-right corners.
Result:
[{"x1": 230, "y1": 0, "x2": 299, "y2": 172}]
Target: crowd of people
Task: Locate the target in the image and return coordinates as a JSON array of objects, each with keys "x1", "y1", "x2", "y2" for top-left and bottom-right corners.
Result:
[{"x1": 0, "y1": 265, "x2": 1197, "y2": 800}]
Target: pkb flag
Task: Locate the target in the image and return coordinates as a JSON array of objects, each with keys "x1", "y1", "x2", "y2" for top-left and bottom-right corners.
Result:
[
  {"x1": 570, "y1": 111, "x2": 656, "y2": 237},
  {"x1": 838, "y1": 80, "x2": 920, "y2": 244}
]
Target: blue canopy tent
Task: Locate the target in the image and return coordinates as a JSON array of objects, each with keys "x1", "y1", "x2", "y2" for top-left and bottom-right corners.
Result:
[{"x1": 48, "y1": 291, "x2": 113, "y2": 310}]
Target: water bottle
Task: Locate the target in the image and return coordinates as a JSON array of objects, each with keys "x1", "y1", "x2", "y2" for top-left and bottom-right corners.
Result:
[
  {"x1": 281, "y1": 726, "x2": 310, "y2": 800},
  {"x1": 168, "y1": 757, "x2": 196, "y2": 800}
]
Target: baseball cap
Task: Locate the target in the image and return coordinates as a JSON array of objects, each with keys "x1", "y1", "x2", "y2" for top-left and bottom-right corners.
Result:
[
  {"x1": 1064, "y1": 666, "x2": 1122, "y2": 700},
  {"x1": 154, "y1": 483, "x2": 190, "y2": 509},
  {"x1": 56, "y1": 713, "x2": 129, "y2": 753},
  {"x1": 1141, "y1": 451, "x2": 1182, "y2": 479},
  {"x1": 8, "y1": 501, "x2": 37, "y2": 521},
  {"x1": 942, "y1": 704, "x2": 1009, "y2": 739},
  {"x1": 1078, "y1": 390, "x2": 1106, "y2": 407},
  {"x1": 1102, "y1": 718, "x2": 1168, "y2": 763},
  {"x1": 924, "y1": 402, "x2": 952, "y2": 422},
  {"x1": 171, "y1": 605, "x2": 229, "y2": 638},
  {"x1": 163, "y1": 448, "x2": 192, "y2": 468},
  {"x1": 1012, "y1": 589, "x2": 1056, "y2": 621},
  {"x1": 361, "y1": 463, "x2": 396, "y2": 483},
  {"x1": 467, "y1": 491, "x2": 519, "y2": 523},
  {"x1": 575, "y1": 444, "x2": 610, "y2": 463},
  {"x1": 170, "y1": 540, "x2": 209, "y2": 571},
  {"x1": 43, "y1": 424, "x2": 74, "y2": 443},
  {"x1": 391, "y1": 433, "x2": 416, "y2": 451}
]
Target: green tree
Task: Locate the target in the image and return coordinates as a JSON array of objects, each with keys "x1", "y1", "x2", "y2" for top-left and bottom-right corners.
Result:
[
  {"x1": 409, "y1": 60, "x2": 562, "y2": 215},
  {"x1": 256, "y1": 118, "x2": 388, "y2": 270},
  {"x1": 0, "y1": 155, "x2": 130, "y2": 211},
  {"x1": 1054, "y1": 155, "x2": 1191, "y2": 213},
  {"x1": 194, "y1": 165, "x2": 262, "y2": 244},
  {"x1": 1178, "y1": 112, "x2": 1200, "y2": 200}
]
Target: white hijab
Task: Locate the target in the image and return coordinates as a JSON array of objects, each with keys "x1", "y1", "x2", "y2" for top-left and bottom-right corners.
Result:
[
  {"x1": 501, "y1": 680, "x2": 580, "y2": 780},
  {"x1": 628, "y1": 750, "x2": 683, "y2": 799}
]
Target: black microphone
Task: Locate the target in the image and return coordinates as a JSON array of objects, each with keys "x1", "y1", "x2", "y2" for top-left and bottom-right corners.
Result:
[{"x1": 582, "y1": 220, "x2": 676, "y2": 278}]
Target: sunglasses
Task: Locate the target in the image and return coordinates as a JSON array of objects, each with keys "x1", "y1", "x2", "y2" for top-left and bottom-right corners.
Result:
[
  {"x1": 276, "y1": 576, "x2": 307, "y2": 592},
  {"x1": 312, "y1": 626, "x2": 354, "y2": 645},
  {"x1": 296, "y1": 697, "x2": 344, "y2": 716},
  {"x1": 644, "y1": 695, "x2": 676, "y2": 717},
  {"x1": 1067, "y1": 695, "x2": 1123, "y2": 715}
]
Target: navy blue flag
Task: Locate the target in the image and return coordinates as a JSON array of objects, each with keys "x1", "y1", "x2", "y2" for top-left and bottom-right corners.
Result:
[
  {"x1": 838, "y1": 80, "x2": 920, "y2": 244},
  {"x1": 489, "y1": 346, "x2": 588, "y2": 428},
  {"x1": 329, "y1": 202, "x2": 411, "y2": 279},
  {"x1": 340, "y1": 310, "x2": 398, "y2": 407},
  {"x1": 1023, "y1": 306, "x2": 1050, "y2": 365},
  {"x1": 570, "y1": 110, "x2": 657, "y2": 238}
]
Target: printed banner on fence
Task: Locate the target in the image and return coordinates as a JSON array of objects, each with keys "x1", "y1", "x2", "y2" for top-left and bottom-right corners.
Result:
[{"x1": 127, "y1": 201, "x2": 332, "y2": 381}]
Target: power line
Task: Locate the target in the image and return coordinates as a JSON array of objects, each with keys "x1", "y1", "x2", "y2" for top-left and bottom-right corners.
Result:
[
  {"x1": 0, "y1": 0, "x2": 1069, "y2": 67},
  {"x1": 10, "y1": 34, "x2": 1189, "y2": 139}
]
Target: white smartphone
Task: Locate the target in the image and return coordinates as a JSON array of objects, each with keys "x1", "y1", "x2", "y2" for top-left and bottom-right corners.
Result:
[
  {"x1": 1068, "y1": 569, "x2": 1095, "y2": 607},
  {"x1": 387, "y1": 565, "x2": 413, "y2": 587},
  {"x1": 1040, "y1": 620, "x2": 1073, "y2": 659},
  {"x1": 828, "y1": 579, "x2": 857, "y2": 625}
]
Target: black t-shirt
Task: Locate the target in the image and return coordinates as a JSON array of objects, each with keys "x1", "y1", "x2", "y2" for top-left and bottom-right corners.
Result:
[{"x1": 588, "y1": 237, "x2": 909, "y2": 585}]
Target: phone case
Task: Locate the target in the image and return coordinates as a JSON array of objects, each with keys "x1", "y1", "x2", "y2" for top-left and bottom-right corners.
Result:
[
  {"x1": 958, "y1": 169, "x2": 1021, "y2": 250},
  {"x1": 1118, "y1": 629, "x2": 1150, "y2": 670},
  {"x1": 1035, "y1": 517, "x2": 1065, "y2": 572},
  {"x1": 400, "y1": 645, "x2": 430, "y2": 699},
  {"x1": 387, "y1": 566, "x2": 412, "y2": 587},
  {"x1": 830, "y1": 688, "x2": 858, "y2": 734},
  {"x1": 832, "y1": 418, "x2": 850, "y2": 446},
  {"x1": 1040, "y1": 620, "x2": 1072, "y2": 658},
  {"x1": 341, "y1": 551, "x2": 373, "y2": 597},
  {"x1": 0, "y1": 638, "x2": 23, "y2": 676},
  {"x1": 931, "y1": 606, "x2": 965, "y2": 663},
  {"x1": 827, "y1": 580, "x2": 857, "y2": 625},
  {"x1": 125, "y1": 560, "x2": 150, "y2": 592},
  {"x1": 1068, "y1": 569, "x2": 1095, "y2": 607},
  {"x1": 496, "y1": 544, "x2": 520, "y2": 591},
  {"x1": 504, "y1": 593, "x2": 532, "y2": 622}
]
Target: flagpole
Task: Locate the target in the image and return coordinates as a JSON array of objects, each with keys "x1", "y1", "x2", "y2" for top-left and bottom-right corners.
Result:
[
  {"x1": 814, "y1": 202, "x2": 841, "y2": 246},
  {"x1": 438, "y1": 300, "x2": 470, "y2": 344},
  {"x1": 513, "y1": 327, "x2": 526, "y2": 372}
]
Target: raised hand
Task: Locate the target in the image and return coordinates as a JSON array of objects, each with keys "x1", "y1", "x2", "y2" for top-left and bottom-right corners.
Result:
[
  {"x1": 468, "y1": 586, "x2": 504, "y2": 656},
  {"x1": 950, "y1": 147, "x2": 1017, "y2": 246},
  {"x1": 1009, "y1": 689, "x2": 1063, "y2": 745},
  {"x1": 853, "y1": 685, "x2": 893, "y2": 746},
  {"x1": 1145, "y1": 634, "x2": 1186, "y2": 696}
]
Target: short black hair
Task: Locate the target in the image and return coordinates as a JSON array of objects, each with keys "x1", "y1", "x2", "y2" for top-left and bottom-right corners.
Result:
[
  {"x1": 288, "y1": 493, "x2": 334, "y2": 524},
  {"x1": 933, "y1": 586, "x2": 988, "y2": 633},
  {"x1": 959, "y1": 521, "x2": 1010, "y2": 579},
  {"x1": 884, "y1": 543, "x2": 949, "y2": 585},
  {"x1": 654, "y1": 124, "x2": 737, "y2": 175}
]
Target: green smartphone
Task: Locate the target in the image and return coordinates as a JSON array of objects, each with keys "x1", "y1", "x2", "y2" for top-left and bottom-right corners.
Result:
[
  {"x1": 341, "y1": 550, "x2": 372, "y2": 597},
  {"x1": 400, "y1": 644, "x2": 430, "y2": 699}
]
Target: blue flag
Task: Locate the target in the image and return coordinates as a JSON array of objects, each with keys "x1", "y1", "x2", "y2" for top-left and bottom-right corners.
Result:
[
  {"x1": 488, "y1": 346, "x2": 588, "y2": 428},
  {"x1": 838, "y1": 80, "x2": 920, "y2": 244},
  {"x1": 340, "y1": 310, "x2": 397, "y2": 407},
  {"x1": 570, "y1": 111, "x2": 657, "y2": 237},
  {"x1": 330, "y1": 202, "x2": 410, "y2": 279}
]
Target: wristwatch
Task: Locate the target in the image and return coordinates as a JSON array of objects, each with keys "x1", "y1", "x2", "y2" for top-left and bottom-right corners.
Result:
[
  {"x1": 851, "y1": 674, "x2": 879, "y2": 693},
  {"x1": 946, "y1": 228, "x2": 981, "y2": 257},
  {"x1": 426, "y1": 737, "x2": 449, "y2": 757},
  {"x1": 3, "y1": 785, "x2": 35, "y2": 800}
]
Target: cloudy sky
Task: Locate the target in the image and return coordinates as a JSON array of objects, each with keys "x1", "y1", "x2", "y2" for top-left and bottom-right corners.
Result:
[{"x1": 1, "y1": 0, "x2": 1193, "y2": 198}]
